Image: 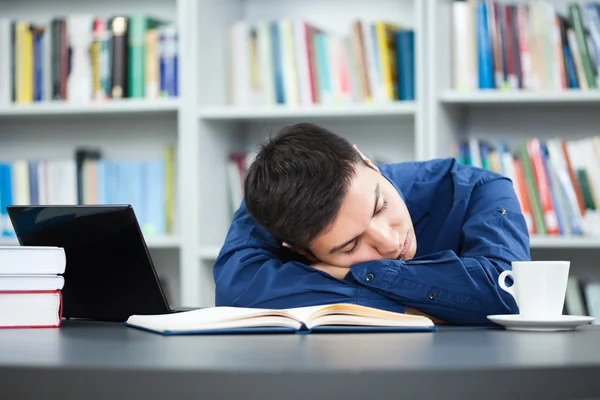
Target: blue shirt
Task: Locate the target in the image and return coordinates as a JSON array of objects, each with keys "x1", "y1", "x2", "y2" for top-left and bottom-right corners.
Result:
[{"x1": 213, "y1": 158, "x2": 529, "y2": 325}]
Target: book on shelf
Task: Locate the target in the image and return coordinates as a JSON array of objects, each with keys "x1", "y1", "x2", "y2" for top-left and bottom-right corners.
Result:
[
  {"x1": 0, "y1": 146, "x2": 175, "y2": 238},
  {"x1": 454, "y1": 136, "x2": 600, "y2": 238},
  {"x1": 0, "y1": 14, "x2": 178, "y2": 105},
  {"x1": 228, "y1": 19, "x2": 415, "y2": 108},
  {"x1": 0, "y1": 246, "x2": 65, "y2": 328},
  {"x1": 452, "y1": 1, "x2": 600, "y2": 91},
  {"x1": 566, "y1": 275, "x2": 600, "y2": 323},
  {"x1": 124, "y1": 303, "x2": 436, "y2": 335}
]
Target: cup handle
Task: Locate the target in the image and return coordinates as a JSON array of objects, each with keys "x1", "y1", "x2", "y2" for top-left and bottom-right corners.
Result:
[{"x1": 498, "y1": 270, "x2": 518, "y2": 305}]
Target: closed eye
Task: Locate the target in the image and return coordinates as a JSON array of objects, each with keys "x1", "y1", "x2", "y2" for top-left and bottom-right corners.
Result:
[
  {"x1": 375, "y1": 199, "x2": 388, "y2": 216},
  {"x1": 343, "y1": 237, "x2": 361, "y2": 255}
]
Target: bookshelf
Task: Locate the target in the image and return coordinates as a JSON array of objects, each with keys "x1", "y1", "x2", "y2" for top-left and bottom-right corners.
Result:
[
  {"x1": 0, "y1": 99, "x2": 180, "y2": 116},
  {"x1": 0, "y1": 0, "x2": 185, "y2": 305},
  {"x1": 429, "y1": 0, "x2": 600, "y2": 318},
  {"x1": 4, "y1": 0, "x2": 600, "y2": 312},
  {"x1": 439, "y1": 90, "x2": 600, "y2": 104},
  {"x1": 198, "y1": 103, "x2": 416, "y2": 120},
  {"x1": 191, "y1": 0, "x2": 426, "y2": 306}
]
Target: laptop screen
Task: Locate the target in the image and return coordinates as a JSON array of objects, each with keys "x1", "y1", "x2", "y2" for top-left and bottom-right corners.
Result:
[{"x1": 7, "y1": 205, "x2": 171, "y2": 322}]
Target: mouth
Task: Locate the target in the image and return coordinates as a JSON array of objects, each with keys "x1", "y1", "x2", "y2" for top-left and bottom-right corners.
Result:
[{"x1": 396, "y1": 234, "x2": 410, "y2": 260}]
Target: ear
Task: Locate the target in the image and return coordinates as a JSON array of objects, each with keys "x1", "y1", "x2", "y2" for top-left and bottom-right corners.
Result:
[
  {"x1": 353, "y1": 144, "x2": 380, "y2": 172},
  {"x1": 282, "y1": 242, "x2": 319, "y2": 263}
]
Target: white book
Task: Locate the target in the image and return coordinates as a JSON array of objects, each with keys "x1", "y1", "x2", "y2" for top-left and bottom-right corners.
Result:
[
  {"x1": 257, "y1": 21, "x2": 275, "y2": 106},
  {"x1": 0, "y1": 275, "x2": 64, "y2": 291},
  {"x1": 0, "y1": 291, "x2": 62, "y2": 328},
  {"x1": 453, "y1": 2, "x2": 477, "y2": 91},
  {"x1": 360, "y1": 19, "x2": 381, "y2": 103},
  {"x1": 43, "y1": 20, "x2": 52, "y2": 101},
  {"x1": 280, "y1": 19, "x2": 299, "y2": 106},
  {"x1": 0, "y1": 246, "x2": 66, "y2": 275},
  {"x1": 0, "y1": 19, "x2": 10, "y2": 106},
  {"x1": 293, "y1": 20, "x2": 312, "y2": 106},
  {"x1": 125, "y1": 303, "x2": 435, "y2": 335},
  {"x1": 67, "y1": 15, "x2": 94, "y2": 102},
  {"x1": 230, "y1": 21, "x2": 250, "y2": 106},
  {"x1": 11, "y1": 160, "x2": 30, "y2": 206},
  {"x1": 584, "y1": 283, "x2": 600, "y2": 324}
]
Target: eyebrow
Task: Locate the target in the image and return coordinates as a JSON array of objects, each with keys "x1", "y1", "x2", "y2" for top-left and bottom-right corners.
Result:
[{"x1": 328, "y1": 183, "x2": 380, "y2": 254}]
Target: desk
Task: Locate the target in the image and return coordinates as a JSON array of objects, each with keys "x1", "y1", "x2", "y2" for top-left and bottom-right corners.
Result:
[{"x1": 0, "y1": 321, "x2": 599, "y2": 399}]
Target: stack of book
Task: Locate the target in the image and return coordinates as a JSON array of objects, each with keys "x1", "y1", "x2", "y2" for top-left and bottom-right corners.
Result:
[
  {"x1": 0, "y1": 246, "x2": 65, "y2": 328},
  {"x1": 0, "y1": 146, "x2": 175, "y2": 239},
  {"x1": 455, "y1": 136, "x2": 600, "y2": 237},
  {"x1": 228, "y1": 19, "x2": 415, "y2": 107},
  {"x1": 452, "y1": 1, "x2": 600, "y2": 91},
  {"x1": 1, "y1": 14, "x2": 178, "y2": 104}
]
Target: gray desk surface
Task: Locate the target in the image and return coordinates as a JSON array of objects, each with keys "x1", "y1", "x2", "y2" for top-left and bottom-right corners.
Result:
[{"x1": 0, "y1": 320, "x2": 599, "y2": 400}]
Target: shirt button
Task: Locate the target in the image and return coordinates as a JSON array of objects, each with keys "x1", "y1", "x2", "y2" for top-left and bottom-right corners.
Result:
[
  {"x1": 365, "y1": 273, "x2": 374, "y2": 282},
  {"x1": 428, "y1": 291, "x2": 437, "y2": 300},
  {"x1": 499, "y1": 208, "x2": 506, "y2": 215}
]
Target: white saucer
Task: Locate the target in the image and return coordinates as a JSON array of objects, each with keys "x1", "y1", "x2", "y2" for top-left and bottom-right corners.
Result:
[{"x1": 487, "y1": 314, "x2": 595, "y2": 331}]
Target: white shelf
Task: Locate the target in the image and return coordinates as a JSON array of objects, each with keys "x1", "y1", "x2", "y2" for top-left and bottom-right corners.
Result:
[
  {"x1": 530, "y1": 235, "x2": 600, "y2": 249},
  {"x1": 145, "y1": 236, "x2": 181, "y2": 249},
  {"x1": 0, "y1": 236, "x2": 180, "y2": 249},
  {"x1": 439, "y1": 90, "x2": 600, "y2": 104},
  {"x1": 0, "y1": 99, "x2": 180, "y2": 117},
  {"x1": 198, "y1": 103, "x2": 416, "y2": 121},
  {"x1": 0, "y1": 237, "x2": 18, "y2": 246},
  {"x1": 198, "y1": 245, "x2": 222, "y2": 260}
]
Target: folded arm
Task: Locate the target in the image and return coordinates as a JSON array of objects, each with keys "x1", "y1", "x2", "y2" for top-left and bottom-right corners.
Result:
[
  {"x1": 347, "y1": 177, "x2": 529, "y2": 325},
  {"x1": 213, "y1": 202, "x2": 363, "y2": 309}
]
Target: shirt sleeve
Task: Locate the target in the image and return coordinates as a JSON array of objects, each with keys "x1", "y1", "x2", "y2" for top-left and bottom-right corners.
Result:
[
  {"x1": 213, "y1": 200, "x2": 362, "y2": 309},
  {"x1": 349, "y1": 176, "x2": 529, "y2": 325}
]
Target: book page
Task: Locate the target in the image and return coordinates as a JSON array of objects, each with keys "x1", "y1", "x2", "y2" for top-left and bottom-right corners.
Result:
[
  {"x1": 126, "y1": 306, "x2": 301, "y2": 332},
  {"x1": 285, "y1": 303, "x2": 434, "y2": 327}
]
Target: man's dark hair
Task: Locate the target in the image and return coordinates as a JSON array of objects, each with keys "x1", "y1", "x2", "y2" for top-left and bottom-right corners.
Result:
[{"x1": 244, "y1": 123, "x2": 363, "y2": 250}]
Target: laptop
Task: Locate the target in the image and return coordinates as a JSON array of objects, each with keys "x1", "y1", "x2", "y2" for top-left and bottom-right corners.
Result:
[{"x1": 7, "y1": 204, "x2": 192, "y2": 322}]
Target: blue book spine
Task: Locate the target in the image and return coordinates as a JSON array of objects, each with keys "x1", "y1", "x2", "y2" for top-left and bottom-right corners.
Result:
[
  {"x1": 34, "y1": 32, "x2": 43, "y2": 101},
  {"x1": 396, "y1": 30, "x2": 415, "y2": 101},
  {"x1": 584, "y1": 4, "x2": 600, "y2": 71},
  {"x1": 132, "y1": 162, "x2": 145, "y2": 231},
  {"x1": 315, "y1": 33, "x2": 331, "y2": 102},
  {"x1": 96, "y1": 160, "x2": 106, "y2": 204},
  {"x1": 540, "y1": 143, "x2": 565, "y2": 235},
  {"x1": 0, "y1": 164, "x2": 14, "y2": 237},
  {"x1": 159, "y1": 33, "x2": 166, "y2": 96},
  {"x1": 105, "y1": 162, "x2": 114, "y2": 205},
  {"x1": 166, "y1": 32, "x2": 178, "y2": 97},
  {"x1": 270, "y1": 22, "x2": 285, "y2": 104},
  {"x1": 563, "y1": 43, "x2": 579, "y2": 88},
  {"x1": 145, "y1": 160, "x2": 165, "y2": 236},
  {"x1": 476, "y1": 2, "x2": 494, "y2": 89},
  {"x1": 28, "y1": 161, "x2": 39, "y2": 205}
]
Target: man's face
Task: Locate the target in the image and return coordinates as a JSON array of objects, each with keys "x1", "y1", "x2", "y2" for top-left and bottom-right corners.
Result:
[{"x1": 308, "y1": 162, "x2": 417, "y2": 268}]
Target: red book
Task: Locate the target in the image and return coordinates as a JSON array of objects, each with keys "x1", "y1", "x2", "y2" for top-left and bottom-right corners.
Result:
[
  {"x1": 0, "y1": 290, "x2": 62, "y2": 329},
  {"x1": 527, "y1": 139, "x2": 559, "y2": 235},
  {"x1": 513, "y1": 158, "x2": 535, "y2": 234},
  {"x1": 304, "y1": 22, "x2": 318, "y2": 104}
]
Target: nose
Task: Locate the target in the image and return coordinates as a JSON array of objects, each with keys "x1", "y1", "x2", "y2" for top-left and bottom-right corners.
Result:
[{"x1": 366, "y1": 221, "x2": 399, "y2": 255}]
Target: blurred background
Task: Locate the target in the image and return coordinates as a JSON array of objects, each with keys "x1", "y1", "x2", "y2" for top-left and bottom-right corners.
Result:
[{"x1": 0, "y1": 0, "x2": 598, "y2": 321}]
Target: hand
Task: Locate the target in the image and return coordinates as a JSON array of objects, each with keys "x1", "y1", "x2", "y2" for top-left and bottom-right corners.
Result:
[{"x1": 311, "y1": 262, "x2": 351, "y2": 280}]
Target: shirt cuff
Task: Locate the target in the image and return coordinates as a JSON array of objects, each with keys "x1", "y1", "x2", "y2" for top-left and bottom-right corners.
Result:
[{"x1": 350, "y1": 260, "x2": 439, "y2": 303}]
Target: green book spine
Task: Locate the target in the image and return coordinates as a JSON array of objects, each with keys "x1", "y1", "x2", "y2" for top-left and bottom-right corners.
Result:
[
  {"x1": 569, "y1": 4, "x2": 598, "y2": 88},
  {"x1": 518, "y1": 143, "x2": 546, "y2": 235},
  {"x1": 577, "y1": 169, "x2": 596, "y2": 210},
  {"x1": 128, "y1": 16, "x2": 162, "y2": 98}
]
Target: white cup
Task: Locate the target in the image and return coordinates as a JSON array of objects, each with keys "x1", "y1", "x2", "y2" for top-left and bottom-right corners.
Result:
[{"x1": 498, "y1": 261, "x2": 570, "y2": 320}]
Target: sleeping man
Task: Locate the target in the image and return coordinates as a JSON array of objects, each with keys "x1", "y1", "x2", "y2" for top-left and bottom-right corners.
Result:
[{"x1": 213, "y1": 123, "x2": 529, "y2": 324}]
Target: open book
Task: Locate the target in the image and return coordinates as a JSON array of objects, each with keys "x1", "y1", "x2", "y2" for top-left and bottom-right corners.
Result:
[{"x1": 124, "y1": 303, "x2": 437, "y2": 335}]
